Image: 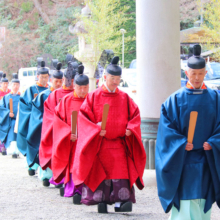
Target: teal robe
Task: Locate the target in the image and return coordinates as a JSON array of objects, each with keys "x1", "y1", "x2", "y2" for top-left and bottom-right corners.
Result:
[
  {"x1": 26, "y1": 88, "x2": 52, "y2": 166},
  {"x1": 0, "y1": 93, "x2": 20, "y2": 148},
  {"x1": 17, "y1": 84, "x2": 47, "y2": 156},
  {"x1": 156, "y1": 87, "x2": 220, "y2": 214}
]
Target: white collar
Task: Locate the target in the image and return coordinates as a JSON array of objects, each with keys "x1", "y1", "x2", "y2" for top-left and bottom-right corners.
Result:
[
  {"x1": 104, "y1": 82, "x2": 116, "y2": 93},
  {"x1": 11, "y1": 90, "x2": 20, "y2": 95},
  {"x1": 188, "y1": 81, "x2": 204, "y2": 89}
]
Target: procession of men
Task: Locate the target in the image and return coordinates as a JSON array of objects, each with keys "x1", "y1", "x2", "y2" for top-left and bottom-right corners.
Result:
[{"x1": 0, "y1": 47, "x2": 220, "y2": 219}]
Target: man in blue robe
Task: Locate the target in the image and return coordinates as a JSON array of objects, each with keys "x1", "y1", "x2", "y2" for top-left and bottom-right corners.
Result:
[
  {"x1": 26, "y1": 63, "x2": 63, "y2": 186},
  {"x1": 156, "y1": 44, "x2": 220, "y2": 220},
  {"x1": 0, "y1": 73, "x2": 20, "y2": 158},
  {"x1": 0, "y1": 73, "x2": 11, "y2": 154},
  {"x1": 17, "y1": 61, "x2": 49, "y2": 176}
]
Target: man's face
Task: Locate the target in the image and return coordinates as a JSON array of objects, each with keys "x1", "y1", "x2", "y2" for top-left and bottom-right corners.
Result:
[
  {"x1": 37, "y1": 74, "x2": 49, "y2": 87},
  {"x1": 52, "y1": 78, "x2": 63, "y2": 90},
  {"x1": 1, "y1": 82, "x2": 9, "y2": 91},
  {"x1": 105, "y1": 73, "x2": 121, "y2": 91},
  {"x1": 74, "y1": 84, "x2": 89, "y2": 98},
  {"x1": 11, "y1": 82, "x2": 20, "y2": 93},
  {"x1": 185, "y1": 68, "x2": 207, "y2": 89}
]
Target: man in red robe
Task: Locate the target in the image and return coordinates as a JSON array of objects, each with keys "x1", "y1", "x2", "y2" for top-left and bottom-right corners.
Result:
[
  {"x1": 0, "y1": 73, "x2": 11, "y2": 100},
  {"x1": 52, "y1": 65, "x2": 89, "y2": 204},
  {"x1": 39, "y1": 61, "x2": 77, "y2": 178},
  {"x1": 72, "y1": 57, "x2": 146, "y2": 213}
]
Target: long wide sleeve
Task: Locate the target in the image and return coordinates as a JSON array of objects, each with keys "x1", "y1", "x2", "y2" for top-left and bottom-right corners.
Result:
[
  {"x1": 26, "y1": 90, "x2": 50, "y2": 166},
  {"x1": 156, "y1": 101, "x2": 187, "y2": 213},
  {"x1": 0, "y1": 97, "x2": 10, "y2": 143}
]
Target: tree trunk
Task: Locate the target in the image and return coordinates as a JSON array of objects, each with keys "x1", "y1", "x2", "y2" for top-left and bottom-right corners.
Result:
[{"x1": 32, "y1": 0, "x2": 50, "y2": 24}]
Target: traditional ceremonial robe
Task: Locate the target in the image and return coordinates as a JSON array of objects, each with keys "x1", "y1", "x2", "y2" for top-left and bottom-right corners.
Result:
[
  {"x1": 0, "y1": 88, "x2": 11, "y2": 152},
  {"x1": 39, "y1": 86, "x2": 73, "y2": 170},
  {"x1": 26, "y1": 87, "x2": 54, "y2": 166},
  {"x1": 156, "y1": 83, "x2": 220, "y2": 215},
  {"x1": 0, "y1": 92, "x2": 20, "y2": 148},
  {"x1": 72, "y1": 85, "x2": 146, "y2": 204},
  {"x1": 0, "y1": 88, "x2": 11, "y2": 100},
  {"x1": 17, "y1": 83, "x2": 48, "y2": 156},
  {"x1": 52, "y1": 91, "x2": 85, "y2": 196}
]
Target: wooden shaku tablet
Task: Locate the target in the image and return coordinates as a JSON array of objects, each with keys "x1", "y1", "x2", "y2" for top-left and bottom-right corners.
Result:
[
  {"x1": 59, "y1": 98, "x2": 62, "y2": 103},
  {"x1": 71, "y1": 111, "x2": 78, "y2": 142},
  {"x1": 101, "y1": 104, "x2": 110, "y2": 130},
  {"x1": 34, "y1": 93, "x2": 38, "y2": 98},
  {"x1": 187, "y1": 111, "x2": 198, "y2": 144},
  {"x1": 9, "y1": 98, "x2": 13, "y2": 113}
]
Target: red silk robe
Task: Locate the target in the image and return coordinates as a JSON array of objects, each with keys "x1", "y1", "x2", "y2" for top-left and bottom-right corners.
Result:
[
  {"x1": 0, "y1": 88, "x2": 11, "y2": 100},
  {"x1": 72, "y1": 86, "x2": 146, "y2": 192},
  {"x1": 39, "y1": 87, "x2": 73, "y2": 170},
  {"x1": 52, "y1": 92, "x2": 85, "y2": 184}
]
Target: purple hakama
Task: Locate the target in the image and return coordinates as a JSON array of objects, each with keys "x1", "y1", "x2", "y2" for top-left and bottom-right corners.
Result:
[{"x1": 81, "y1": 179, "x2": 135, "y2": 205}]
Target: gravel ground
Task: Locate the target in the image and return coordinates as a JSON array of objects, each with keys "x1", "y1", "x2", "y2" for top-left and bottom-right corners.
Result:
[{"x1": 0, "y1": 154, "x2": 219, "y2": 220}]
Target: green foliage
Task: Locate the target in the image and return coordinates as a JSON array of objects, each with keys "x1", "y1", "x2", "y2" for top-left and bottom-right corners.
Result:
[
  {"x1": 119, "y1": 0, "x2": 136, "y2": 67},
  {"x1": 180, "y1": 0, "x2": 204, "y2": 31},
  {"x1": 36, "y1": 6, "x2": 80, "y2": 67},
  {"x1": 13, "y1": 1, "x2": 19, "y2": 8},
  {"x1": 0, "y1": 1, "x2": 80, "y2": 73},
  {"x1": 1, "y1": 13, "x2": 23, "y2": 29},
  {"x1": 20, "y1": 20, "x2": 30, "y2": 31},
  {"x1": 0, "y1": 1, "x2": 22, "y2": 29},
  {"x1": 180, "y1": 21, "x2": 194, "y2": 30},
  {"x1": 21, "y1": 2, "x2": 33, "y2": 13},
  {"x1": 198, "y1": 0, "x2": 220, "y2": 61},
  {"x1": 73, "y1": 0, "x2": 134, "y2": 68},
  {"x1": 49, "y1": 1, "x2": 54, "y2": 8}
]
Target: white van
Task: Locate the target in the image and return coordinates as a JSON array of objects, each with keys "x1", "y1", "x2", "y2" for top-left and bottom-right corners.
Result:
[{"x1": 18, "y1": 67, "x2": 37, "y2": 93}]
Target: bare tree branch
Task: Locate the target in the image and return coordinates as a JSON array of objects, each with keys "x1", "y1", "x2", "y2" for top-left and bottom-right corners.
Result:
[{"x1": 32, "y1": 0, "x2": 50, "y2": 24}]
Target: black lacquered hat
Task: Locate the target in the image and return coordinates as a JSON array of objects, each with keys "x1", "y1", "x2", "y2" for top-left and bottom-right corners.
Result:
[
  {"x1": 1, "y1": 73, "x2": 8, "y2": 82},
  {"x1": 106, "y1": 56, "x2": 122, "y2": 76},
  {"x1": 53, "y1": 62, "x2": 63, "y2": 79},
  {"x1": 11, "y1": 73, "x2": 20, "y2": 83},
  {"x1": 74, "y1": 65, "x2": 89, "y2": 86},
  {"x1": 187, "y1": 45, "x2": 206, "y2": 69},
  {"x1": 37, "y1": 61, "x2": 49, "y2": 75}
]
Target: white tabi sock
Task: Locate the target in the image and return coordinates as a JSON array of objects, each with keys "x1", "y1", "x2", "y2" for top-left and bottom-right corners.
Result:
[{"x1": 115, "y1": 202, "x2": 121, "y2": 208}]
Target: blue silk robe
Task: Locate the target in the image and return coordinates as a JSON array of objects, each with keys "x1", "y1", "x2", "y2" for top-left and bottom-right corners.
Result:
[
  {"x1": 156, "y1": 87, "x2": 220, "y2": 214},
  {"x1": 0, "y1": 93, "x2": 20, "y2": 148},
  {"x1": 17, "y1": 84, "x2": 47, "y2": 157},
  {"x1": 26, "y1": 88, "x2": 52, "y2": 166}
]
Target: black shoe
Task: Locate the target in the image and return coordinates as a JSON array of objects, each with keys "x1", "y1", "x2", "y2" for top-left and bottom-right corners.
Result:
[
  {"x1": 2, "y1": 151, "x2": 7, "y2": 155},
  {"x1": 98, "y1": 203, "x2": 108, "y2": 213},
  {"x1": 60, "y1": 187, "x2": 65, "y2": 197},
  {"x1": 73, "y1": 193, "x2": 81, "y2": 205},
  {"x1": 55, "y1": 183, "x2": 63, "y2": 188},
  {"x1": 43, "y1": 178, "x2": 50, "y2": 187},
  {"x1": 114, "y1": 201, "x2": 132, "y2": 212},
  {"x1": 28, "y1": 169, "x2": 35, "y2": 176},
  {"x1": 12, "y1": 154, "x2": 17, "y2": 158}
]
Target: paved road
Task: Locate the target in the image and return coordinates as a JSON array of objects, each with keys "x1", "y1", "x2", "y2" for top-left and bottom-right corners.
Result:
[{"x1": 0, "y1": 154, "x2": 219, "y2": 220}]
